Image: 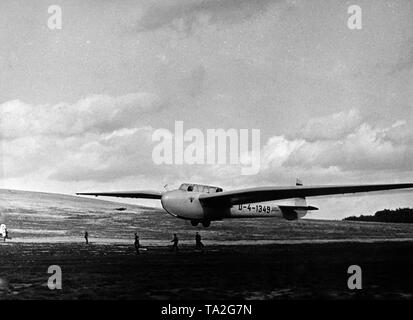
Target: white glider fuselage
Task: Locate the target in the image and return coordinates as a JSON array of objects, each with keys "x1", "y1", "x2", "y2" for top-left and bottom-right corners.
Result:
[{"x1": 161, "y1": 189, "x2": 289, "y2": 221}]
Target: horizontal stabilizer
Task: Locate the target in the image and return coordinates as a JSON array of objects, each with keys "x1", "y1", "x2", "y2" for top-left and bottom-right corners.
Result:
[{"x1": 278, "y1": 205, "x2": 318, "y2": 211}]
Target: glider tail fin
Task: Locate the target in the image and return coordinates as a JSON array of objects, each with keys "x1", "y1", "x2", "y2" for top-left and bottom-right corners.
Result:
[
  {"x1": 292, "y1": 177, "x2": 311, "y2": 219},
  {"x1": 295, "y1": 177, "x2": 307, "y2": 207}
]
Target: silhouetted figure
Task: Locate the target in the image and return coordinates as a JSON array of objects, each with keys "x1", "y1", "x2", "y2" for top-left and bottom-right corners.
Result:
[
  {"x1": 84, "y1": 231, "x2": 89, "y2": 244},
  {"x1": 171, "y1": 233, "x2": 179, "y2": 251},
  {"x1": 195, "y1": 232, "x2": 204, "y2": 249},
  {"x1": 134, "y1": 232, "x2": 140, "y2": 255},
  {"x1": 4, "y1": 229, "x2": 11, "y2": 242}
]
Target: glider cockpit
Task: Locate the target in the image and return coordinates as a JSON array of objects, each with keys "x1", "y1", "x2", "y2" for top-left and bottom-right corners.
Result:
[{"x1": 179, "y1": 183, "x2": 223, "y2": 193}]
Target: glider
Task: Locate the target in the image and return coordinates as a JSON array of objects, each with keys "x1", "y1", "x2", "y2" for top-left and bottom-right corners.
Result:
[{"x1": 77, "y1": 179, "x2": 413, "y2": 227}]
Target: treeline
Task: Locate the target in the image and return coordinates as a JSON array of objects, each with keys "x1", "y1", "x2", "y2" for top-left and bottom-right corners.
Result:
[{"x1": 344, "y1": 208, "x2": 413, "y2": 223}]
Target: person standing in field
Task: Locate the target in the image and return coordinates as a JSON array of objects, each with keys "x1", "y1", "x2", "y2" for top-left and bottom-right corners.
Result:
[
  {"x1": 134, "y1": 232, "x2": 140, "y2": 255},
  {"x1": 195, "y1": 232, "x2": 204, "y2": 249},
  {"x1": 171, "y1": 233, "x2": 179, "y2": 251},
  {"x1": 84, "y1": 231, "x2": 89, "y2": 244}
]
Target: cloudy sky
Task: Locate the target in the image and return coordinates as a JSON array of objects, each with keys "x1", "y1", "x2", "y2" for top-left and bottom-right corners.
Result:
[{"x1": 1, "y1": 0, "x2": 412, "y2": 219}]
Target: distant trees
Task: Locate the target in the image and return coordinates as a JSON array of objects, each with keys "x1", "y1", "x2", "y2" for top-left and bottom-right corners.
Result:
[{"x1": 343, "y1": 208, "x2": 413, "y2": 223}]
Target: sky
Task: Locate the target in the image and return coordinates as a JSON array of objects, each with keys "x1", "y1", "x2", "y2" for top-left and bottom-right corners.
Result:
[{"x1": 0, "y1": 0, "x2": 412, "y2": 219}]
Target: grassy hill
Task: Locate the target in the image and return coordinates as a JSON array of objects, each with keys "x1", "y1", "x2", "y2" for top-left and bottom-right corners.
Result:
[{"x1": 1, "y1": 189, "x2": 413, "y2": 243}]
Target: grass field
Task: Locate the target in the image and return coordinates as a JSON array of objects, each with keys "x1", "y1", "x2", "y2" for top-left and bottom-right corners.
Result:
[{"x1": 0, "y1": 189, "x2": 412, "y2": 299}]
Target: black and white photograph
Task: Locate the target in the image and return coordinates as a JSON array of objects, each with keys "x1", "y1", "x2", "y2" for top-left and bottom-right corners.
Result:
[{"x1": 0, "y1": 0, "x2": 412, "y2": 314}]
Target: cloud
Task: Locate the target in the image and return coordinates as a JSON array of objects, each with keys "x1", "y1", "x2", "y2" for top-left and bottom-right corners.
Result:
[
  {"x1": 49, "y1": 127, "x2": 157, "y2": 182},
  {"x1": 1, "y1": 98, "x2": 412, "y2": 196},
  {"x1": 137, "y1": 0, "x2": 281, "y2": 33},
  {"x1": 0, "y1": 93, "x2": 163, "y2": 139},
  {"x1": 291, "y1": 109, "x2": 363, "y2": 142},
  {"x1": 0, "y1": 93, "x2": 164, "y2": 180},
  {"x1": 263, "y1": 110, "x2": 413, "y2": 175}
]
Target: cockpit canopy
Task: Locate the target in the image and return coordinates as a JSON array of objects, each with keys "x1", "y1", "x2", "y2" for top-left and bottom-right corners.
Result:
[{"x1": 179, "y1": 183, "x2": 223, "y2": 193}]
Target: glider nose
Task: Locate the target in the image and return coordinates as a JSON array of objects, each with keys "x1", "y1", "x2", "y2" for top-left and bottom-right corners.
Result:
[
  {"x1": 161, "y1": 192, "x2": 179, "y2": 217},
  {"x1": 161, "y1": 190, "x2": 205, "y2": 220}
]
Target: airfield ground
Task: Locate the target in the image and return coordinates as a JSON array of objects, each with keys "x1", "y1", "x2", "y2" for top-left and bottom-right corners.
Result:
[
  {"x1": 0, "y1": 241, "x2": 412, "y2": 299},
  {"x1": 1, "y1": 190, "x2": 413, "y2": 299}
]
